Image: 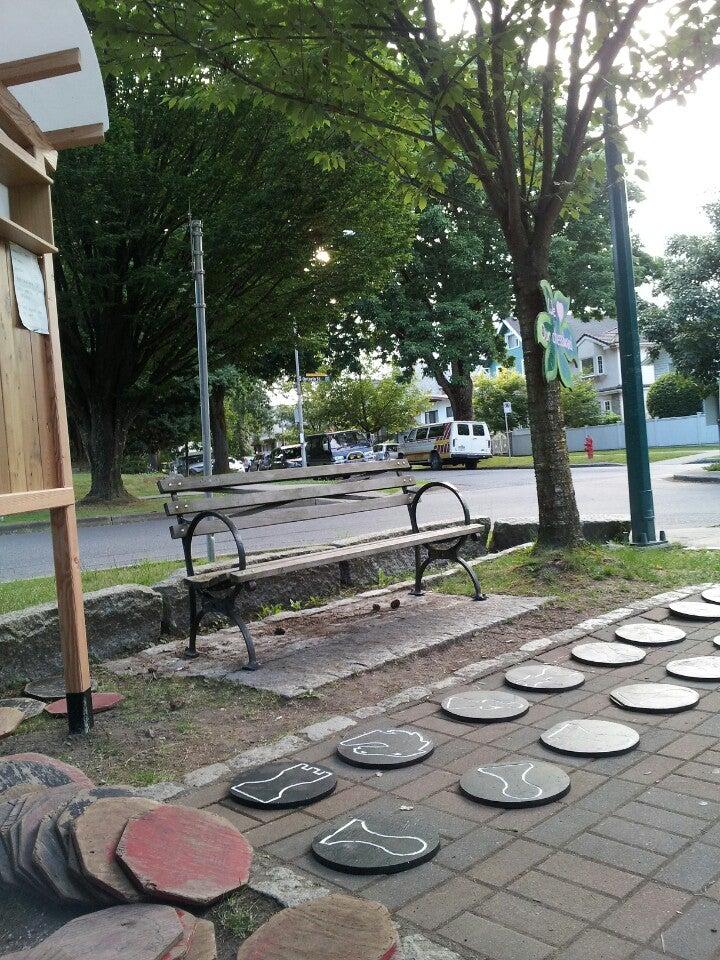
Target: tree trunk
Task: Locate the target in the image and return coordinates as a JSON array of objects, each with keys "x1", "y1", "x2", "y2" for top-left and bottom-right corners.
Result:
[
  {"x1": 210, "y1": 382, "x2": 230, "y2": 474},
  {"x1": 81, "y1": 404, "x2": 131, "y2": 502},
  {"x1": 513, "y1": 263, "x2": 584, "y2": 547},
  {"x1": 436, "y1": 362, "x2": 474, "y2": 420}
]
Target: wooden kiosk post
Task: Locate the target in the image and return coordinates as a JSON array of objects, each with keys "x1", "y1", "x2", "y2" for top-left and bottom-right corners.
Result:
[{"x1": 0, "y1": 1, "x2": 109, "y2": 734}]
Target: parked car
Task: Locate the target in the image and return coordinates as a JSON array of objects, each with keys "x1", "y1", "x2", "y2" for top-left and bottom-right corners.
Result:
[
  {"x1": 247, "y1": 453, "x2": 270, "y2": 472},
  {"x1": 334, "y1": 442, "x2": 374, "y2": 464},
  {"x1": 373, "y1": 441, "x2": 400, "y2": 461},
  {"x1": 186, "y1": 455, "x2": 245, "y2": 475},
  {"x1": 399, "y1": 420, "x2": 491, "y2": 469}
]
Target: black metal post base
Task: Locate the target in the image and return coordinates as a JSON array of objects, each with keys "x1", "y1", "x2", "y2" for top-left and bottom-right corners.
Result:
[
  {"x1": 630, "y1": 530, "x2": 669, "y2": 549},
  {"x1": 183, "y1": 647, "x2": 200, "y2": 660},
  {"x1": 66, "y1": 688, "x2": 94, "y2": 735}
]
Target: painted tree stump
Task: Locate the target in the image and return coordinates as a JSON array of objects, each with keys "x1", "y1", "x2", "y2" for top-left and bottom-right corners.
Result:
[
  {"x1": 117, "y1": 805, "x2": 253, "y2": 907},
  {"x1": 0, "y1": 698, "x2": 47, "y2": 720},
  {"x1": 46, "y1": 693, "x2": 124, "y2": 717},
  {"x1": 29, "y1": 905, "x2": 184, "y2": 960},
  {"x1": 0, "y1": 707, "x2": 24, "y2": 740},
  {"x1": 71, "y1": 796, "x2": 161, "y2": 902},
  {"x1": 0, "y1": 753, "x2": 93, "y2": 798},
  {"x1": 236, "y1": 895, "x2": 400, "y2": 960}
]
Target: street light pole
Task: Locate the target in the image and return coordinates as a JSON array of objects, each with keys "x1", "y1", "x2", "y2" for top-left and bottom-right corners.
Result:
[
  {"x1": 603, "y1": 85, "x2": 664, "y2": 546},
  {"x1": 293, "y1": 323, "x2": 307, "y2": 468},
  {"x1": 190, "y1": 218, "x2": 215, "y2": 560}
]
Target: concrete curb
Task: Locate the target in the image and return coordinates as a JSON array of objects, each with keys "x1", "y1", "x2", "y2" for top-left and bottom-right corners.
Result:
[
  {"x1": 0, "y1": 510, "x2": 161, "y2": 535},
  {"x1": 672, "y1": 471, "x2": 720, "y2": 484}
]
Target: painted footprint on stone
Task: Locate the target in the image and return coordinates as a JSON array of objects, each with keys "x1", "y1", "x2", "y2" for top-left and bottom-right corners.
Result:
[
  {"x1": 231, "y1": 763, "x2": 333, "y2": 804},
  {"x1": 339, "y1": 729, "x2": 432, "y2": 759},
  {"x1": 317, "y1": 818, "x2": 429, "y2": 857},
  {"x1": 475, "y1": 761, "x2": 544, "y2": 801}
]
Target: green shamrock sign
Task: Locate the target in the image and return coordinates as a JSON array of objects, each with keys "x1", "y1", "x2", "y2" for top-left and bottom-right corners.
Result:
[{"x1": 536, "y1": 280, "x2": 579, "y2": 387}]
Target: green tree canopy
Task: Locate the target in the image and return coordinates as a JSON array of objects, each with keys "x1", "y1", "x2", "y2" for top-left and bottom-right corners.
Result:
[
  {"x1": 646, "y1": 373, "x2": 705, "y2": 420},
  {"x1": 473, "y1": 369, "x2": 529, "y2": 433},
  {"x1": 560, "y1": 380, "x2": 605, "y2": 428}
]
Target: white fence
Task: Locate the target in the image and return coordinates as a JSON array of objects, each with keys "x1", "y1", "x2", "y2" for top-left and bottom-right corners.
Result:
[{"x1": 511, "y1": 413, "x2": 719, "y2": 457}]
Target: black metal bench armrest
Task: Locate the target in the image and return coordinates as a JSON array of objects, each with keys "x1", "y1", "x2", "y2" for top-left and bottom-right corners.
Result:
[
  {"x1": 181, "y1": 510, "x2": 247, "y2": 578},
  {"x1": 409, "y1": 481, "x2": 473, "y2": 535}
]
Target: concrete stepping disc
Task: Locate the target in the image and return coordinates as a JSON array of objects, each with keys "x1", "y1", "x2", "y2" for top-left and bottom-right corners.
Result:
[
  {"x1": 541, "y1": 718, "x2": 639, "y2": 757},
  {"x1": 610, "y1": 682, "x2": 700, "y2": 713},
  {"x1": 666, "y1": 656, "x2": 720, "y2": 681},
  {"x1": 311, "y1": 813, "x2": 440, "y2": 875},
  {"x1": 336, "y1": 728, "x2": 435, "y2": 768},
  {"x1": 229, "y1": 762, "x2": 337, "y2": 809},
  {"x1": 236, "y1": 894, "x2": 399, "y2": 960},
  {"x1": 30, "y1": 904, "x2": 184, "y2": 960},
  {"x1": 46, "y1": 693, "x2": 124, "y2": 717},
  {"x1": 459, "y1": 759, "x2": 571, "y2": 808},
  {"x1": 0, "y1": 698, "x2": 46, "y2": 720},
  {"x1": 24, "y1": 676, "x2": 97, "y2": 702},
  {"x1": 0, "y1": 753, "x2": 93, "y2": 798},
  {"x1": 614, "y1": 623, "x2": 686, "y2": 645},
  {"x1": 117, "y1": 805, "x2": 253, "y2": 907},
  {"x1": 505, "y1": 663, "x2": 585, "y2": 692},
  {"x1": 72, "y1": 796, "x2": 161, "y2": 902},
  {"x1": 668, "y1": 601, "x2": 720, "y2": 621},
  {"x1": 571, "y1": 641, "x2": 646, "y2": 666},
  {"x1": 0, "y1": 707, "x2": 24, "y2": 740},
  {"x1": 441, "y1": 689, "x2": 530, "y2": 722},
  {"x1": 701, "y1": 587, "x2": 720, "y2": 605},
  {"x1": 11, "y1": 785, "x2": 82, "y2": 894}
]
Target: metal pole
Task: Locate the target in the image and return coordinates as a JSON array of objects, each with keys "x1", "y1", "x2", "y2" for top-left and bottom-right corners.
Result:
[
  {"x1": 504, "y1": 410, "x2": 511, "y2": 458},
  {"x1": 190, "y1": 218, "x2": 215, "y2": 560},
  {"x1": 293, "y1": 323, "x2": 307, "y2": 467},
  {"x1": 603, "y1": 86, "x2": 663, "y2": 546}
]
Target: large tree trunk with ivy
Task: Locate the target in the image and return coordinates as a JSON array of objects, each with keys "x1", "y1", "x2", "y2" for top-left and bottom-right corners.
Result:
[
  {"x1": 210, "y1": 382, "x2": 230, "y2": 474},
  {"x1": 435, "y1": 361, "x2": 474, "y2": 421},
  {"x1": 76, "y1": 401, "x2": 132, "y2": 503}
]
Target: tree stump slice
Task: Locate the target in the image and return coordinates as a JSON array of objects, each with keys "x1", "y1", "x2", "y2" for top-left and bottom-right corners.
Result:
[
  {"x1": 0, "y1": 753, "x2": 93, "y2": 798},
  {"x1": 159, "y1": 910, "x2": 200, "y2": 960},
  {"x1": 117, "y1": 805, "x2": 253, "y2": 908},
  {"x1": 71, "y1": 797, "x2": 161, "y2": 902},
  {"x1": 236, "y1": 894, "x2": 400, "y2": 960},
  {"x1": 0, "y1": 708, "x2": 27, "y2": 739},
  {"x1": 0, "y1": 698, "x2": 47, "y2": 720},
  {"x1": 46, "y1": 693, "x2": 124, "y2": 717},
  {"x1": 11, "y1": 785, "x2": 82, "y2": 893},
  {"x1": 186, "y1": 920, "x2": 217, "y2": 960},
  {"x1": 30, "y1": 905, "x2": 184, "y2": 960},
  {"x1": 24, "y1": 676, "x2": 98, "y2": 702},
  {"x1": 0, "y1": 797, "x2": 26, "y2": 886}
]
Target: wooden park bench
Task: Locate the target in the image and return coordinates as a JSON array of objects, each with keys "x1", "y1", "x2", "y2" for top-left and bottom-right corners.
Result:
[{"x1": 157, "y1": 460, "x2": 487, "y2": 670}]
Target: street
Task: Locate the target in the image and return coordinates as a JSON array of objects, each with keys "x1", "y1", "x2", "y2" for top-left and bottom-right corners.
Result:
[{"x1": 0, "y1": 456, "x2": 717, "y2": 582}]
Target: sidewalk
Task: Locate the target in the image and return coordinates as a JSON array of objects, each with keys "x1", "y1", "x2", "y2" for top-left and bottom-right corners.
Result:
[{"x1": 183, "y1": 590, "x2": 720, "y2": 960}]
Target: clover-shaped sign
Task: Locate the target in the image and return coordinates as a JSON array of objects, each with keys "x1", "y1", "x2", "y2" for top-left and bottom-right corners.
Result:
[{"x1": 536, "y1": 280, "x2": 579, "y2": 387}]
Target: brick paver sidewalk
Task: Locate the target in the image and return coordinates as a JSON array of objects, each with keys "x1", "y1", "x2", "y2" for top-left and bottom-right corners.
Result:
[{"x1": 187, "y1": 593, "x2": 720, "y2": 960}]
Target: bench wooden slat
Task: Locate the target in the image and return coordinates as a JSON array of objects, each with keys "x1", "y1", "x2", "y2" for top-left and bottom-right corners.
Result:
[
  {"x1": 170, "y1": 492, "x2": 415, "y2": 539},
  {"x1": 158, "y1": 459, "x2": 411, "y2": 493},
  {"x1": 187, "y1": 522, "x2": 487, "y2": 585},
  {"x1": 164, "y1": 473, "x2": 416, "y2": 516}
]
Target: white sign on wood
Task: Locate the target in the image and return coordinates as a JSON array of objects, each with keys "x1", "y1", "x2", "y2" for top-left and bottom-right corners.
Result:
[{"x1": 10, "y1": 243, "x2": 49, "y2": 334}]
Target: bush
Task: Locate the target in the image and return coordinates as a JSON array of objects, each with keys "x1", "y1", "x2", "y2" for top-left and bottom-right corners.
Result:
[
  {"x1": 473, "y1": 368, "x2": 529, "y2": 433},
  {"x1": 560, "y1": 379, "x2": 604, "y2": 427},
  {"x1": 647, "y1": 373, "x2": 705, "y2": 419}
]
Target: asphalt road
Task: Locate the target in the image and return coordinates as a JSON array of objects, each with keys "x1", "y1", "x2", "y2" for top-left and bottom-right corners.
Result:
[{"x1": 0, "y1": 456, "x2": 718, "y2": 582}]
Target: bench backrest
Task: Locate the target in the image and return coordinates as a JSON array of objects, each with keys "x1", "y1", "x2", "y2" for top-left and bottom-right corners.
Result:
[{"x1": 158, "y1": 460, "x2": 417, "y2": 539}]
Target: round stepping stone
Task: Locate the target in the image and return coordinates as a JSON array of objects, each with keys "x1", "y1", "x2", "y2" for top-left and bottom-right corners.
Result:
[
  {"x1": 0, "y1": 753, "x2": 93, "y2": 799},
  {"x1": 505, "y1": 663, "x2": 585, "y2": 692},
  {"x1": 571, "y1": 641, "x2": 646, "y2": 667},
  {"x1": 701, "y1": 586, "x2": 720, "y2": 605},
  {"x1": 0, "y1": 707, "x2": 24, "y2": 740},
  {"x1": 610, "y1": 683, "x2": 700, "y2": 713},
  {"x1": 312, "y1": 812, "x2": 439, "y2": 875},
  {"x1": 440, "y1": 689, "x2": 530, "y2": 722},
  {"x1": 459, "y1": 759, "x2": 571, "y2": 808},
  {"x1": 713, "y1": 636, "x2": 720, "y2": 649},
  {"x1": 666, "y1": 656, "x2": 720, "y2": 681},
  {"x1": 615, "y1": 623, "x2": 686, "y2": 645},
  {"x1": 117, "y1": 804, "x2": 253, "y2": 907},
  {"x1": 336, "y1": 728, "x2": 434, "y2": 768},
  {"x1": 46, "y1": 693, "x2": 124, "y2": 717},
  {"x1": 0, "y1": 698, "x2": 46, "y2": 720},
  {"x1": 34, "y1": 785, "x2": 136, "y2": 905},
  {"x1": 24, "y1": 676, "x2": 98, "y2": 701},
  {"x1": 541, "y1": 718, "x2": 639, "y2": 756},
  {"x1": 29, "y1": 904, "x2": 184, "y2": 960},
  {"x1": 229, "y1": 762, "x2": 337, "y2": 809},
  {"x1": 668, "y1": 601, "x2": 720, "y2": 621},
  {"x1": 72, "y1": 796, "x2": 161, "y2": 902},
  {"x1": 236, "y1": 894, "x2": 399, "y2": 960}
]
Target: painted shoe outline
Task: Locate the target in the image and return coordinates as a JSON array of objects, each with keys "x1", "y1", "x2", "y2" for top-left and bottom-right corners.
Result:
[
  {"x1": 317, "y1": 818, "x2": 428, "y2": 857},
  {"x1": 339, "y1": 728, "x2": 431, "y2": 759},
  {"x1": 476, "y1": 761, "x2": 544, "y2": 801},
  {"x1": 445, "y1": 692, "x2": 520, "y2": 713},
  {"x1": 231, "y1": 763, "x2": 332, "y2": 804}
]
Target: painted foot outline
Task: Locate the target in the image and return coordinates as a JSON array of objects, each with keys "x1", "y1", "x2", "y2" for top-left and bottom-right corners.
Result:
[
  {"x1": 312, "y1": 815, "x2": 440, "y2": 874},
  {"x1": 336, "y1": 728, "x2": 434, "y2": 768},
  {"x1": 460, "y1": 759, "x2": 571, "y2": 808},
  {"x1": 230, "y1": 762, "x2": 337, "y2": 808}
]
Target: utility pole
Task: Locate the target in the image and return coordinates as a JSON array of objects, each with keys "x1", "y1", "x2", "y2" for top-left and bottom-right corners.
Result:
[
  {"x1": 190, "y1": 218, "x2": 215, "y2": 560},
  {"x1": 603, "y1": 86, "x2": 664, "y2": 546},
  {"x1": 503, "y1": 400, "x2": 512, "y2": 458},
  {"x1": 293, "y1": 323, "x2": 307, "y2": 467}
]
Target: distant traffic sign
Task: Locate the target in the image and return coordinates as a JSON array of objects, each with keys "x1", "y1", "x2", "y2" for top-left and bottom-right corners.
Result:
[{"x1": 503, "y1": 401, "x2": 512, "y2": 414}]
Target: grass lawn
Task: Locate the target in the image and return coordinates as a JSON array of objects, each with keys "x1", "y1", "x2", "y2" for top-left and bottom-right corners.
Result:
[{"x1": 471, "y1": 445, "x2": 716, "y2": 469}]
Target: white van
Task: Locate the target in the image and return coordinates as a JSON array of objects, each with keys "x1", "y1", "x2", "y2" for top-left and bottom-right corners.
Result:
[{"x1": 400, "y1": 421, "x2": 491, "y2": 469}]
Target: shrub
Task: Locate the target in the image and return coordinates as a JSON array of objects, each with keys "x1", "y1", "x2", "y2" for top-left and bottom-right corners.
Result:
[{"x1": 646, "y1": 373, "x2": 704, "y2": 419}]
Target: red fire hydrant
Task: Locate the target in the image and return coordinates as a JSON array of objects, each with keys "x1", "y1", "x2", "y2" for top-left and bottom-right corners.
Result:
[{"x1": 584, "y1": 434, "x2": 594, "y2": 460}]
